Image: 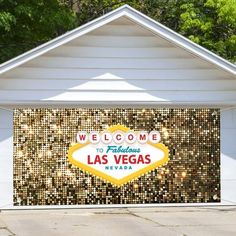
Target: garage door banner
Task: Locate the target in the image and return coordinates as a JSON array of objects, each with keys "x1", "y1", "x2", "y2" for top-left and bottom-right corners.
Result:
[{"x1": 13, "y1": 108, "x2": 220, "y2": 206}]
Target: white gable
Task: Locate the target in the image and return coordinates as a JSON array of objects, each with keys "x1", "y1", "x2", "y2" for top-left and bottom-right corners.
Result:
[{"x1": 0, "y1": 5, "x2": 235, "y2": 106}]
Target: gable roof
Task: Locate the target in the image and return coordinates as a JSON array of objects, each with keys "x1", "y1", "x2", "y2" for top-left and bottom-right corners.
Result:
[{"x1": 0, "y1": 4, "x2": 235, "y2": 76}]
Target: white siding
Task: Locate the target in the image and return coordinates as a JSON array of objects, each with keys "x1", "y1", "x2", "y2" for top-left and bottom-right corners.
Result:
[
  {"x1": 0, "y1": 17, "x2": 235, "y2": 105},
  {"x1": 2, "y1": 68, "x2": 227, "y2": 80},
  {"x1": 2, "y1": 79, "x2": 236, "y2": 91},
  {"x1": 69, "y1": 35, "x2": 171, "y2": 47},
  {"x1": 45, "y1": 46, "x2": 192, "y2": 58},
  {"x1": 1, "y1": 91, "x2": 236, "y2": 103},
  {"x1": 24, "y1": 57, "x2": 208, "y2": 69},
  {"x1": 221, "y1": 108, "x2": 236, "y2": 204},
  {"x1": 0, "y1": 109, "x2": 13, "y2": 208}
]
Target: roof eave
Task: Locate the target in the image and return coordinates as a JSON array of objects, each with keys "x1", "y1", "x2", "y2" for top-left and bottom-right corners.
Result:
[
  {"x1": 0, "y1": 4, "x2": 235, "y2": 76},
  {"x1": 0, "y1": 5, "x2": 130, "y2": 74},
  {"x1": 123, "y1": 6, "x2": 236, "y2": 76}
]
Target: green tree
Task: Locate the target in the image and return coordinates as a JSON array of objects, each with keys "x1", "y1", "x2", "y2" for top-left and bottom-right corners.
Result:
[
  {"x1": 0, "y1": 0, "x2": 76, "y2": 63},
  {"x1": 1, "y1": 0, "x2": 236, "y2": 63},
  {"x1": 66, "y1": 0, "x2": 236, "y2": 62},
  {"x1": 179, "y1": 0, "x2": 236, "y2": 62}
]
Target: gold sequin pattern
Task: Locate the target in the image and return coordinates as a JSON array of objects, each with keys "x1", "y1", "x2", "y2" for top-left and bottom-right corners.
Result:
[{"x1": 13, "y1": 108, "x2": 220, "y2": 205}]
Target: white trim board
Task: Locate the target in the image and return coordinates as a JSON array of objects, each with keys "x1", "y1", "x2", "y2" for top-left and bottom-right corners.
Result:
[
  {"x1": 1, "y1": 202, "x2": 235, "y2": 210},
  {"x1": 0, "y1": 109, "x2": 13, "y2": 210}
]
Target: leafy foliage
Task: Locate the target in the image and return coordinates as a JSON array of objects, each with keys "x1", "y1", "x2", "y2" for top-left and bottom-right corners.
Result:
[
  {"x1": 0, "y1": 0, "x2": 76, "y2": 63},
  {"x1": 0, "y1": 0, "x2": 236, "y2": 63},
  {"x1": 178, "y1": 0, "x2": 236, "y2": 62},
  {"x1": 64, "y1": 0, "x2": 236, "y2": 62}
]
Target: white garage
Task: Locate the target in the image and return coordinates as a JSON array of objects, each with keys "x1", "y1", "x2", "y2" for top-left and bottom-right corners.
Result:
[{"x1": 0, "y1": 5, "x2": 235, "y2": 209}]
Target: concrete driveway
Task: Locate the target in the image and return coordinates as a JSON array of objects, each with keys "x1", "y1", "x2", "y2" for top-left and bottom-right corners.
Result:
[{"x1": 0, "y1": 206, "x2": 236, "y2": 236}]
